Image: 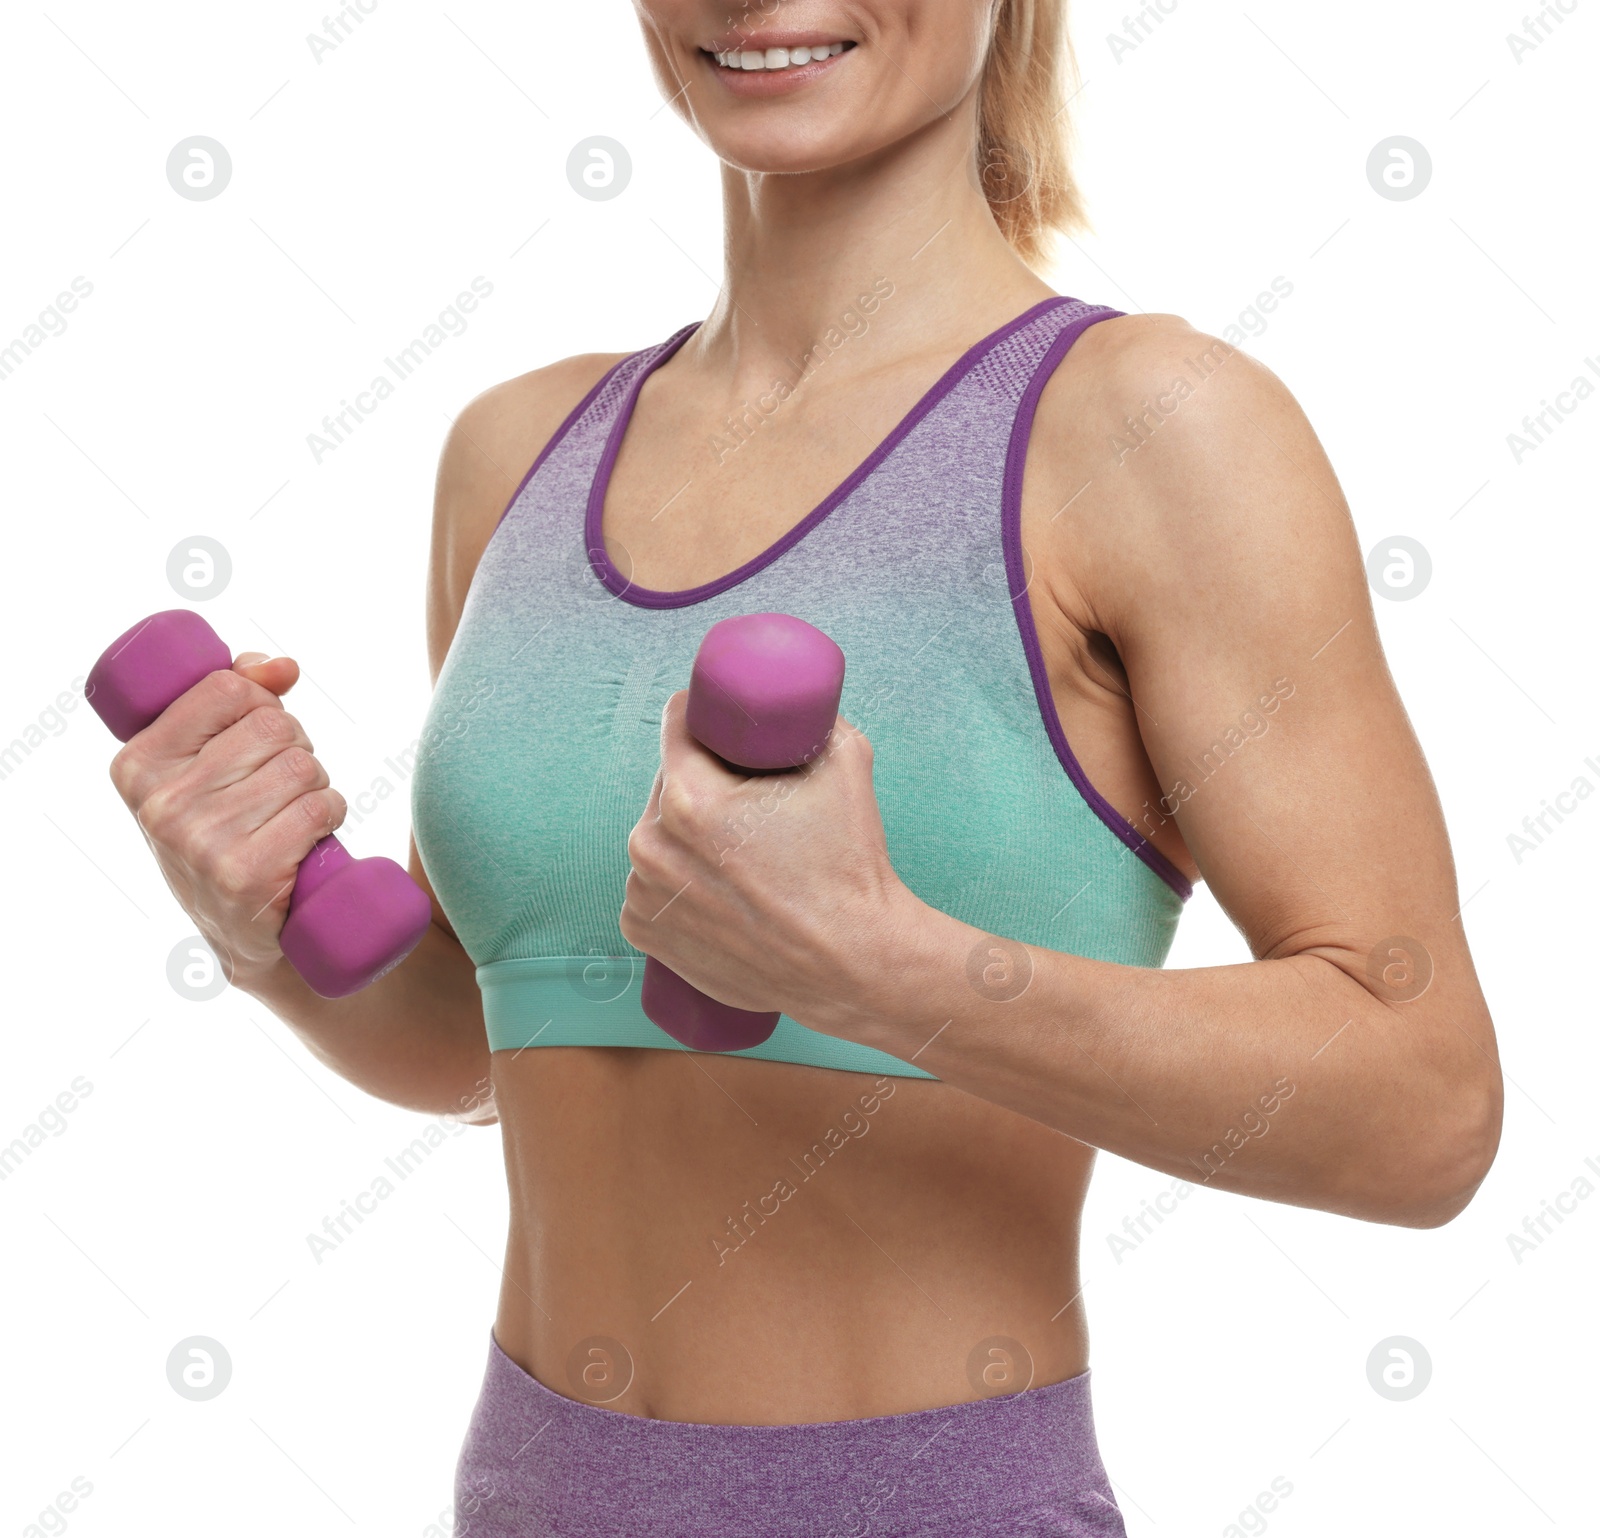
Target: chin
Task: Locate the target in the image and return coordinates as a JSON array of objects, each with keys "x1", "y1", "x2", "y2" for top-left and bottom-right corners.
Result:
[
  {"x1": 701, "y1": 119, "x2": 881, "y2": 178},
  {"x1": 638, "y1": 10, "x2": 980, "y2": 180}
]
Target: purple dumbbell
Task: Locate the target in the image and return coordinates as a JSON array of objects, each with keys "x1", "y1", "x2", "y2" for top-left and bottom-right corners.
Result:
[
  {"x1": 86, "y1": 609, "x2": 433, "y2": 999},
  {"x1": 640, "y1": 612, "x2": 846, "y2": 1053}
]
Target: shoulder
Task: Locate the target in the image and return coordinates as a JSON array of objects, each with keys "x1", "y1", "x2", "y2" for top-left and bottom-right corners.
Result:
[
  {"x1": 1028, "y1": 308, "x2": 1358, "y2": 642},
  {"x1": 435, "y1": 350, "x2": 630, "y2": 534},
  {"x1": 1035, "y1": 308, "x2": 1311, "y2": 495},
  {"x1": 426, "y1": 351, "x2": 630, "y2": 677},
  {"x1": 441, "y1": 350, "x2": 630, "y2": 480}
]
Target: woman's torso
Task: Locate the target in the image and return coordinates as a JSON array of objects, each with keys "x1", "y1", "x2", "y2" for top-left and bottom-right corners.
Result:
[{"x1": 415, "y1": 293, "x2": 1198, "y2": 1424}]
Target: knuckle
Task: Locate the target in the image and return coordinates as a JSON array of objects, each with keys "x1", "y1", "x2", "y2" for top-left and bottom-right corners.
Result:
[
  {"x1": 625, "y1": 823, "x2": 652, "y2": 871},
  {"x1": 247, "y1": 704, "x2": 294, "y2": 748},
  {"x1": 658, "y1": 778, "x2": 700, "y2": 827},
  {"x1": 626, "y1": 821, "x2": 669, "y2": 880},
  {"x1": 277, "y1": 746, "x2": 323, "y2": 790},
  {"x1": 210, "y1": 668, "x2": 254, "y2": 710},
  {"x1": 211, "y1": 850, "x2": 257, "y2": 901},
  {"x1": 295, "y1": 786, "x2": 341, "y2": 834},
  {"x1": 137, "y1": 781, "x2": 181, "y2": 841},
  {"x1": 108, "y1": 746, "x2": 139, "y2": 800}
]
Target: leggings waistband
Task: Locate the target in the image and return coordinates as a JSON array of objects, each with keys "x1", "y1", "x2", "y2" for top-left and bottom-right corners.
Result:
[{"x1": 454, "y1": 1331, "x2": 1126, "y2": 1537}]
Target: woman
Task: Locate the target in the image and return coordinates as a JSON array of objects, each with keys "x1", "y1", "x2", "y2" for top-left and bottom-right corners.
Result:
[{"x1": 111, "y1": 2, "x2": 1503, "y2": 1532}]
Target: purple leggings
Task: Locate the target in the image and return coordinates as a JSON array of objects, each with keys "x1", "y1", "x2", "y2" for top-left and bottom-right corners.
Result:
[{"x1": 454, "y1": 1332, "x2": 1127, "y2": 1537}]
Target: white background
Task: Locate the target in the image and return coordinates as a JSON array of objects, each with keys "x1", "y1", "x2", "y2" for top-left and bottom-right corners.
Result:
[{"x1": 1, "y1": 2, "x2": 1595, "y2": 1534}]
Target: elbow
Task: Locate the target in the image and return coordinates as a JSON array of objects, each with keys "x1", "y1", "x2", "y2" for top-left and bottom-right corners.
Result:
[{"x1": 1382, "y1": 1061, "x2": 1505, "y2": 1230}]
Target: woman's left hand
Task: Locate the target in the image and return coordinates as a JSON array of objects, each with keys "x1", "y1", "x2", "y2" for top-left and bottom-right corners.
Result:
[{"x1": 620, "y1": 690, "x2": 912, "y2": 1034}]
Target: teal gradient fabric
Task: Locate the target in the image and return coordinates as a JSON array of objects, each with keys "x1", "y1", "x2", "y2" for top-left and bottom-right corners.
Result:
[{"x1": 410, "y1": 296, "x2": 1188, "y2": 1078}]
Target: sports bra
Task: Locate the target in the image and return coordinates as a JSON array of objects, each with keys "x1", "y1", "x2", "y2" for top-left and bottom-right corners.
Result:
[{"x1": 409, "y1": 294, "x2": 1189, "y2": 1080}]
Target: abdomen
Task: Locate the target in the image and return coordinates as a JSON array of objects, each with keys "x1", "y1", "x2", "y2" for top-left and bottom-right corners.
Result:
[{"x1": 490, "y1": 1045, "x2": 1096, "y2": 1424}]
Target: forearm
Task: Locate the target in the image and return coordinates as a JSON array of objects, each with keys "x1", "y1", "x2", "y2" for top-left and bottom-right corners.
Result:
[
  {"x1": 237, "y1": 919, "x2": 496, "y2": 1120},
  {"x1": 817, "y1": 895, "x2": 1499, "y2": 1227}
]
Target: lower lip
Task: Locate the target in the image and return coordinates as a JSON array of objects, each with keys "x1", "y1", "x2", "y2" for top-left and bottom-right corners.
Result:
[{"x1": 703, "y1": 48, "x2": 852, "y2": 97}]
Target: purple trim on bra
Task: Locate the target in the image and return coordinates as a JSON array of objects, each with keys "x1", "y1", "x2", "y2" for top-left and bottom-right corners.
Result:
[
  {"x1": 1000, "y1": 310, "x2": 1196, "y2": 904},
  {"x1": 492, "y1": 340, "x2": 690, "y2": 531},
  {"x1": 584, "y1": 296, "x2": 1077, "y2": 609}
]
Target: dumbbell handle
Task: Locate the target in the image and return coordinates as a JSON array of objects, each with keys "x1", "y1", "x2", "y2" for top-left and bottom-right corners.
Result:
[
  {"x1": 86, "y1": 610, "x2": 432, "y2": 998},
  {"x1": 640, "y1": 613, "x2": 846, "y2": 1053}
]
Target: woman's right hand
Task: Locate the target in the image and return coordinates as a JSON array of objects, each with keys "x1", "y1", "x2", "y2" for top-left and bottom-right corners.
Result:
[{"x1": 108, "y1": 652, "x2": 349, "y2": 991}]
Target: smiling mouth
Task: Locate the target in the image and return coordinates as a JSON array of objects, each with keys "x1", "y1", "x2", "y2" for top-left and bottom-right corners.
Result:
[{"x1": 704, "y1": 41, "x2": 856, "y2": 71}]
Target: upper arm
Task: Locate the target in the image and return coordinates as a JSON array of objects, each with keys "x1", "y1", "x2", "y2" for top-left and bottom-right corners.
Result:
[
  {"x1": 408, "y1": 350, "x2": 628, "y2": 925},
  {"x1": 1044, "y1": 314, "x2": 1492, "y2": 1032}
]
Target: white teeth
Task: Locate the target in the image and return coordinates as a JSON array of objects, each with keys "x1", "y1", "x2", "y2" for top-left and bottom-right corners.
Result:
[{"x1": 712, "y1": 42, "x2": 848, "y2": 71}]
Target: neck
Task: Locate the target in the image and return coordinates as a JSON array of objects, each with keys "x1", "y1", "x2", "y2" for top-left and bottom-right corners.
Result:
[{"x1": 685, "y1": 109, "x2": 1053, "y2": 391}]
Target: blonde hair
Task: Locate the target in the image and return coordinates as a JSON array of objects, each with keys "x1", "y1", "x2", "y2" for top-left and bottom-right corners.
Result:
[{"x1": 977, "y1": 0, "x2": 1088, "y2": 269}]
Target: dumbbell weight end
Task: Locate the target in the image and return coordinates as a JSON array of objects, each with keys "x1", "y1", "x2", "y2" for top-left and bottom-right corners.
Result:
[
  {"x1": 640, "y1": 612, "x2": 846, "y2": 1053},
  {"x1": 87, "y1": 609, "x2": 433, "y2": 999},
  {"x1": 640, "y1": 959, "x2": 781, "y2": 1054},
  {"x1": 280, "y1": 834, "x2": 433, "y2": 998}
]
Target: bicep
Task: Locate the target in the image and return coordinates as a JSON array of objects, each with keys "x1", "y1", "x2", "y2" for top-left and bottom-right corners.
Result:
[{"x1": 1103, "y1": 335, "x2": 1474, "y2": 1008}]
